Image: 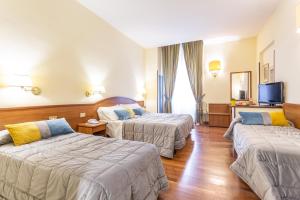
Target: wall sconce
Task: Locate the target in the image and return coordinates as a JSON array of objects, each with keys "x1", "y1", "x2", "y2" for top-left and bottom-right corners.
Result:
[
  {"x1": 209, "y1": 60, "x2": 221, "y2": 77},
  {"x1": 297, "y1": 5, "x2": 300, "y2": 33},
  {"x1": 85, "y1": 86, "x2": 106, "y2": 97},
  {"x1": 6, "y1": 74, "x2": 41, "y2": 95}
]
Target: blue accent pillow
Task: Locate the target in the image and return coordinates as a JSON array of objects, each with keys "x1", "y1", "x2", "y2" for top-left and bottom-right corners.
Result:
[
  {"x1": 133, "y1": 108, "x2": 145, "y2": 116},
  {"x1": 239, "y1": 112, "x2": 264, "y2": 125},
  {"x1": 46, "y1": 118, "x2": 74, "y2": 137},
  {"x1": 114, "y1": 110, "x2": 130, "y2": 120}
]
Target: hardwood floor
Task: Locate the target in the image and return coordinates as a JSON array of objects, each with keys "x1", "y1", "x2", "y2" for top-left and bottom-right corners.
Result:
[{"x1": 158, "y1": 125, "x2": 260, "y2": 200}]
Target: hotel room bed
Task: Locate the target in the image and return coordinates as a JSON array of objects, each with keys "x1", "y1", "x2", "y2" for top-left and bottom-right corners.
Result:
[
  {"x1": 0, "y1": 133, "x2": 168, "y2": 200},
  {"x1": 225, "y1": 121, "x2": 300, "y2": 200},
  {"x1": 105, "y1": 112, "x2": 194, "y2": 159}
]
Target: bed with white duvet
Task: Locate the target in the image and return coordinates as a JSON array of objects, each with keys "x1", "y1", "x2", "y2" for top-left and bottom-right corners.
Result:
[{"x1": 98, "y1": 104, "x2": 194, "y2": 158}]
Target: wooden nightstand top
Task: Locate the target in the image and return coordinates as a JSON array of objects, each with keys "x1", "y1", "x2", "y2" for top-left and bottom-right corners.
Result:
[{"x1": 78, "y1": 122, "x2": 107, "y2": 128}]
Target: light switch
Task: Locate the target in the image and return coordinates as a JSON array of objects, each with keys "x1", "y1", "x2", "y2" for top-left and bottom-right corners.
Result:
[{"x1": 80, "y1": 113, "x2": 86, "y2": 118}]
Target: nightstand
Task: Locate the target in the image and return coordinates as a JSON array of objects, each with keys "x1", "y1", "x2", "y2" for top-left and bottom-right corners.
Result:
[{"x1": 78, "y1": 122, "x2": 107, "y2": 136}]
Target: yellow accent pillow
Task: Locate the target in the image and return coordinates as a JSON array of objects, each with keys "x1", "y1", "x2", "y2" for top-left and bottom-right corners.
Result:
[
  {"x1": 5, "y1": 122, "x2": 42, "y2": 146},
  {"x1": 126, "y1": 108, "x2": 135, "y2": 118},
  {"x1": 269, "y1": 111, "x2": 289, "y2": 126}
]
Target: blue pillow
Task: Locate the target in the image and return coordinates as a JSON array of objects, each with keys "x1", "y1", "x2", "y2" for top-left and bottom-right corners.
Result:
[
  {"x1": 46, "y1": 118, "x2": 74, "y2": 137},
  {"x1": 239, "y1": 112, "x2": 265, "y2": 125},
  {"x1": 114, "y1": 110, "x2": 130, "y2": 120},
  {"x1": 133, "y1": 108, "x2": 145, "y2": 116}
]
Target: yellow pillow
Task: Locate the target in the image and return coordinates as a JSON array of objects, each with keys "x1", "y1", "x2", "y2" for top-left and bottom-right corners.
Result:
[
  {"x1": 126, "y1": 108, "x2": 135, "y2": 118},
  {"x1": 5, "y1": 122, "x2": 42, "y2": 146},
  {"x1": 269, "y1": 111, "x2": 289, "y2": 126}
]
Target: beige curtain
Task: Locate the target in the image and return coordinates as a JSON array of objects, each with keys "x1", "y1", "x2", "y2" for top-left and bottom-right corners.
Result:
[
  {"x1": 160, "y1": 44, "x2": 180, "y2": 113},
  {"x1": 182, "y1": 40, "x2": 204, "y2": 124}
]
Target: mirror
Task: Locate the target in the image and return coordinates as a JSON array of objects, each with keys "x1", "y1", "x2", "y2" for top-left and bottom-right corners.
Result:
[{"x1": 230, "y1": 71, "x2": 252, "y2": 101}]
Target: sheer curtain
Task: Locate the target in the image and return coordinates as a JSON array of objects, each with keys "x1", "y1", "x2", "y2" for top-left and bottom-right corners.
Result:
[{"x1": 172, "y1": 46, "x2": 196, "y2": 120}]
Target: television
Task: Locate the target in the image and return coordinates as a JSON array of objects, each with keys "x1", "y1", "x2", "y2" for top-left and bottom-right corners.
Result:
[{"x1": 258, "y1": 82, "x2": 284, "y2": 105}]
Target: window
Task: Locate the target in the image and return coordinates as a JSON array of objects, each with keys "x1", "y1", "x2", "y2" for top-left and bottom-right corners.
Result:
[{"x1": 172, "y1": 46, "x2": 196, "y2": 120}]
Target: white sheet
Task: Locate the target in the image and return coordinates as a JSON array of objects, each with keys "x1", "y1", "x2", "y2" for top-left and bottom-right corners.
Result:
[{"x1": 104, "y1": 120, "x2": 124, "y2": 139}]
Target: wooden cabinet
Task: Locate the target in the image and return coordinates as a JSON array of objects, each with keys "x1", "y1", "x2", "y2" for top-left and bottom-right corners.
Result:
[
  {"x1": 208, "y1": 104, "x2": 231, "y2": 127},
  {"x1": 78, "y1": 122, "x2": 107, "y2": 135}
]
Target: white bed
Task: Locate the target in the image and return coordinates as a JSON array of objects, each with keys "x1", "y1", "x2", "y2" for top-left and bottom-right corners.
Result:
[{"x1": 98, "y1": 104, "x2": 194, "y2": 158}]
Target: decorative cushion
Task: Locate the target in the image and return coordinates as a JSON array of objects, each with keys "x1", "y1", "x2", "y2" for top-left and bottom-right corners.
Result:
[
  {"x1": 46, "y1": 118, "x2": 74, "y2": 137},
  {"x1": 269, "y1": 111, "x2": 289, "y2": 126},
  {"x1": 0, "y1": 130, "x2": 12, "y2": 145},
  {"x1": 239, "y1": 111, "x2": 289, "y2": 126},
  {"x1": 126, "y1": 108, "x2": 135, "y2": 118},
  {"x1": 5, "y1": 118, "x2": 74, "y2": 146},
  {"x1": 133, "y1": 108, "x2": 145, "y2": 116},
  {"x1": 5, "y1": 122, "x2": 42, "y2": 146},
  {"x1": 114, "y1": 110, "x2": 130, "y2": 120}
]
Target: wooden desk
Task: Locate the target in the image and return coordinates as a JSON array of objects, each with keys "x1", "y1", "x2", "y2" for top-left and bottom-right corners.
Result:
[
  {"x1": 208, "y1": 104, "x2": 231, "y2": 128},
  {"x1": 78, "y1": 122, "x2": 107, "y2": 135}
]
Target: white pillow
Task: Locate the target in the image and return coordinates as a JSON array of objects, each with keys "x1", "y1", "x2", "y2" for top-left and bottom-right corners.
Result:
[
  {"x1": 120, "y1": 103, "x2": 142, "y2": 109},
  {"x1": 97, "y1": 105, "x2": 126, "y2": 121},
  {"x1": 0, "y1": 130, "x2": 12, "y2": 145}
]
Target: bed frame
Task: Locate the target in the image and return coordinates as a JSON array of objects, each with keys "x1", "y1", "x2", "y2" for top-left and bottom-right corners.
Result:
[
  {"x1": 283, "y1": 103, "x2": 300, "y2": 129},
  {"x1": 0, "y1": 96, "x2": 144, "y2": 130}
]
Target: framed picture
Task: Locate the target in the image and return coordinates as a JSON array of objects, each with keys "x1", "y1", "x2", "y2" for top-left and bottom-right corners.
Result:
[{"x1": 263, "y1": 63, "x2": 269, "y2": 83}]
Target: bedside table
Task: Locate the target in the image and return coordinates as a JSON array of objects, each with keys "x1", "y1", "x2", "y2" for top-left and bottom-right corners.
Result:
[{"x1": 78, "y1": 122, "x2": 107, "y2": 136}]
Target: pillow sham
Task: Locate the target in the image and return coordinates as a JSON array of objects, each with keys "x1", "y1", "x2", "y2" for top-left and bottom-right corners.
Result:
[
  {"x1": 239, "y1": 111, "x2": 289, "y2": 126},
  {"x1": 97, "y1": 106, "x2": 121, "y2": 121},
  {"x1": 133, "y1": 108, "x2": 145, "y2": 116},
  {"x1": 114, "y1": 110, "x2": 130, "y2": 120},
  {"x1": 5, "y1": 118, "x2": 74, "y2": 146},
  {"x1": 121, "y1": 103, "x2": 142, "y2": 109},
  {"x1": 0, "y1": 130, "x2": 12, "y2": 145}
]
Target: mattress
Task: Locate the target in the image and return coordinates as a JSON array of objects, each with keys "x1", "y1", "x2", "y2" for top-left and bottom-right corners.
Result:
[
  {"x1": 0, "y1": 133, "x2": 168, "y2": 200},
  {"x1": 105, "y1": 113, "x2": 194, "y2": 158},
  {"x1": 227, "y1": 123, "x2": 300, "y2": 200}
]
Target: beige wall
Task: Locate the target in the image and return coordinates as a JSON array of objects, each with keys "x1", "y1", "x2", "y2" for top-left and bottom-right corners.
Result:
[
  {"x1": 144, "y1": 48, "x2": 158, "y2": 112},
  {"x1": 257, "y1": 0, "x2": 300, "y2": 103},
  {"x1": 144, "y1": 37, "x2": 257, "y2": 111},
  {"x1": 0, "y1": 0, "x2": 145, "y2": 108},
  {"x1": 203, "y1": 37, "x2": 257, "y2": 104}
]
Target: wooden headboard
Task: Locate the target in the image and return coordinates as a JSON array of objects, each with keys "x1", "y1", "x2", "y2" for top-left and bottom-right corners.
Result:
[
  {"x1": 283, "y1": 103, "x2": 300, "y2": 129},
  {"x1": 0, "y1": 96, "x2": 144, "y2": 130}
]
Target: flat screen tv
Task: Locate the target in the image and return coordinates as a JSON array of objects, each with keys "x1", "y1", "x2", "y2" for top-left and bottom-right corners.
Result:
[{"x1": 258, "y1": 82, "x2": 284, "y2": 105}]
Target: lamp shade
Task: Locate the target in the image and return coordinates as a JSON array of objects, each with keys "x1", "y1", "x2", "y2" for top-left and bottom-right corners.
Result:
[
  {"x1": 209, "y1": 60, "x2": 221, "y2": 72},
  {"x1": 297, "y1": 5, "x2": 300, "y2": 33}
]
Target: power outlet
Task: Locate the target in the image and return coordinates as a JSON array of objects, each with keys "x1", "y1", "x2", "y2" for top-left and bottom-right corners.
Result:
[
  {"x1": 49, "y1": 116, "x2": 58, "y2": 120},
  {"x1": 80, "y1": 113, "x2": 86, "y2": 118}
]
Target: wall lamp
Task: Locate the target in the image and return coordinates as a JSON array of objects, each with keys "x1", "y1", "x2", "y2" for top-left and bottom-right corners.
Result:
[
  {"x1": 6, "y1": 74, "x2": 41, "y2": 95},
  {"x1": 209, "y1": 60, "x2": 221, "y2": 78},
  {"x1": 85, "y1": 86, "x2": 106, "y2": 97}
]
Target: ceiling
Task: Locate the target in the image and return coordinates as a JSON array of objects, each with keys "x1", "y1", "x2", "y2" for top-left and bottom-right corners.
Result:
[{"x1": 78, "y1": 0, "x2": 280, "y2": 48}]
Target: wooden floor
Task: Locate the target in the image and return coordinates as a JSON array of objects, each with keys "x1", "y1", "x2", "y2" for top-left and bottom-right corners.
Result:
[{"x1": 158, "y1": 126, "x2": 260, "y2": 200}]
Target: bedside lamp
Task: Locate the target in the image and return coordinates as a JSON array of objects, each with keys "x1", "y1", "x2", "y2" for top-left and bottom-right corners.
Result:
[
  {"x1": 86, "y1": 86, "x2": 106, "y2": 97},
  {"x1": 297, "y1": 5, "x2": 300, "y2": 33},
  {"x1": 209, "y1": 60, "x2": 221, "y2": 78},
  {"x1": 6, "y1": 74, "x2": 41, "y2": 95}
]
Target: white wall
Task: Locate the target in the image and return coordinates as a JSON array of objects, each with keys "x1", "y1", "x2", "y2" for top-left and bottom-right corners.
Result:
[
  {"x1": 144, "y1": 48, "x2": 158, "y2": 112},
  {"x1": 0, "y1": 0, "x2": 145, "y2": 108},
  {"x1": 257, "y1": 0, "x2": 300, "y2": 103},
  {"x1": 144, "y1": 37, "x2": 257, "y2": 111},
  {"x1": 203, "y1": 37, "x2": 257, "y2": 104}
]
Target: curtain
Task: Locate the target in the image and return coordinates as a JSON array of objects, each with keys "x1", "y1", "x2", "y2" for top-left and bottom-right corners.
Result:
[
  {"x1": 182, "y1": 40, "x2": 204, "y2": 124},
  {"x1": 160, "y1": 44, "x2": 180, "y2": 113}
]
